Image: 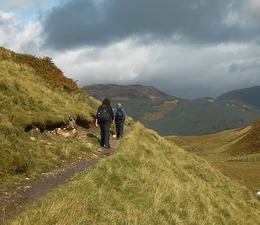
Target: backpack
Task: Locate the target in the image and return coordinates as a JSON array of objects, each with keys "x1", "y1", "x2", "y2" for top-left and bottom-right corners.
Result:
[
  {"x1": 97, "y1": 105, "x2": 110, "y2": 122},
  {"x1": 115, "y1": 108, "x2": 125, "y2": 120}
]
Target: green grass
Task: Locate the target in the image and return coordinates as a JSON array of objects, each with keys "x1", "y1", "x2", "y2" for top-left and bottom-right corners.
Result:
[
  {"x1": 10, "y1": 124, "x2": 260, "y2": 225},
  {"x1": 0, "y1": 48, "x2": 100, "y2": 189}
]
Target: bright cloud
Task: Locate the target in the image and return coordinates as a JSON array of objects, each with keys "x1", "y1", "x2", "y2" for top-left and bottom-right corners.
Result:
[
  {"x1": 1, "y1": 0, "x2": 56, "y2": 10},
  {"x1": 0, "y1": 11, "x2": 43, "y2": 53}
]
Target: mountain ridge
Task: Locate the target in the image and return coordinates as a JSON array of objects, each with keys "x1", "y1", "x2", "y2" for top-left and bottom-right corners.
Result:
[
  {"x1": 83, "y1": 84, "x2": 260, "y2": 136},
  {"x1": 218, "y1": 86, "x2": 260, "y2": 109},
  {"x1": 83, "y1": 84, "x2": 173, "y2": 101}
]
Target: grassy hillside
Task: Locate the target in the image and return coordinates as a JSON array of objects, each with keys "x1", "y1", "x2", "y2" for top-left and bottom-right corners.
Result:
[
  {"x1": 147, "y1": 98, "x2": 260, "y2": 136},
  {"x1": 218, "y1": 86, "x2": 260, "y2": 109},
  {"x1": 229, "y1": 120, "x2": 260, "y2": 155},
  {"x1": 168, "y1": 121, "x2": 260, "y2": 191},
  {"x1": 10, "y1": 124, "x2": 260, "y2": 225},
  {"x1": 84, "y1": 85, "x2": 260, "y2": 136},
  {"x1": 0, "y1": 47, "x2": 100, "y2": 189}
]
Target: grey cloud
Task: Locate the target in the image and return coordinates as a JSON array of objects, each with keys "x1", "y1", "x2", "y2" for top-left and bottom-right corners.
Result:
[
  {"x1": 44, "y1": 0, "x2": 256, "y2": 49},
  {"x1": 229, "y1": 60, "x2": 260, "y2": 73},
  {"x1": 52, "y1": 41, "x2": 260, "y2": 99}
]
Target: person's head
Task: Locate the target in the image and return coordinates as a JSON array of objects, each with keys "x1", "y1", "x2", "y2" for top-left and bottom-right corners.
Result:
[
  {"x1": 117, "y1": 103, "x2": 122, "y2": 109},
  {"x1": 102, "y1": 98, "x2": 111, "y2": 106}
]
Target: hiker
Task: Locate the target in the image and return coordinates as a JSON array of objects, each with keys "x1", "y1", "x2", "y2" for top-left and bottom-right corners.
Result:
[
  {"x1": 114, "y1": 103, "x2": 126, "y2": 139},
  {"x1": 95, "y1": 98, "x2": 114, "y2": 148}
]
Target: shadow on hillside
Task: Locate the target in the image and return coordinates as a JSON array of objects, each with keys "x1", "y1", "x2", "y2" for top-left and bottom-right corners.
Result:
[{"x1": 87, "y1": 133, "x2": 100, "y2": 143}]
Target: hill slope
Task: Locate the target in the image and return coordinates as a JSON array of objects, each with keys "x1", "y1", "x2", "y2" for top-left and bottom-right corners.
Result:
[
  {"x1": 11, "y1": 124, "x2": 260, "y2": 225},
  {"x1": 218, "y1": 86, "x2": 260, "y2": 109},
  {"x1": 83, "y1": 85, "x2": 260, "y2": 135},
  {"x1": 229, "y1": 120, "x2": 260, "y2": 155},
  {"x1": 0, "y1": 47, "x2": 99, "y2": 189},
  {"x1": 168, "y1": 121, "x2": 260, "y2": 191}
]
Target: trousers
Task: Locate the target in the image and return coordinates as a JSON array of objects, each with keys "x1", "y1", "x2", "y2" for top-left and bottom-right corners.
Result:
[
  {"x1": 115, "y1": 120, "x2": 124, "y2": 138},
  {"x1": 100, "y1": 121, "x2": 111, "y2": 147}
]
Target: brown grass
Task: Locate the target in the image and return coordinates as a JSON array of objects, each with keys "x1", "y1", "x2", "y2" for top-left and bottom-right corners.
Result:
[
  {"x1": 0, "y1": 47, "x2": 78, "y2": 92},
  {"x1": 167, "y1": 124, "x2": 260, "y2": 192},
  {"x1": 230, "y1": 120, "x2": 260, "y2": 155}
]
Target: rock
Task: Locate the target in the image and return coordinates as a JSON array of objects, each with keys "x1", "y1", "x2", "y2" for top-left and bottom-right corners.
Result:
[
  {"x1": 24, "y1": 186, "x2": 31, "y2": 190},
  {"x1": 91, "y1": 154, "x2": 98, "y2": 159},
  {"x1": 72, "y1": 128, "x2": 77, "y2": 135},
  {"x1": 30, "y1": 137, "x2": 36, "y2": 141},
  {"x1": 257, "y1": 191, "x2": 260, "y2": 197},
  {"x1": 56, "y1": 129, "x2": 70, "y2": 138},
  {"x1": 68, "y1": 118, "x2": 76, "y2": 129},
  {"x1": 61, "y1": 132, "x2": 70, "y2": 138}
]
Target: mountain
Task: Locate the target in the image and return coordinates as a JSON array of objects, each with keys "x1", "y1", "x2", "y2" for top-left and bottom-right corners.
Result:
[
  {"x1": 11, "y1": 124, "x2": 260, "y2": 225},
  {"x1": 83, "y1": 84, "x2": 171, "y2": 100},
  {"x1": 83, "y1": 84, "x2": 179, "y2": 122},
  {"x1": 168, "y1": 120, "x2": 260, "y2": 191},
  {"x1": 218, "y1": 86, "x2": 260, "y2": 109},
  {"x1": 83, "y1": 84, "x2": 260, "y2": 136}
]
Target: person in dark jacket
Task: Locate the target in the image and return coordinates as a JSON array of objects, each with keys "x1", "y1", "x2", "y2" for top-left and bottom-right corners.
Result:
[
  {"x1": 114, "y1": 103, "x2": 126, "y2": 139},
  {"x1": 95, "y1": 98, "x2": 114, "y2": 148}
]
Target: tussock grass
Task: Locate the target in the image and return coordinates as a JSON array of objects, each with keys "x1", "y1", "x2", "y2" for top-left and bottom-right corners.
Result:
[
  {"x1": 11, "y1": 124, "x2": 260, "y2": 225},
  {"x1": 0, "y1": 48, "x2": 99, "y2": 189}
]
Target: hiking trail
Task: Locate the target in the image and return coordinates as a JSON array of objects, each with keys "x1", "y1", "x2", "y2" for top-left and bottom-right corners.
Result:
[{"x1": 0, "y1": 128, "x2": 124, "y2": 225}]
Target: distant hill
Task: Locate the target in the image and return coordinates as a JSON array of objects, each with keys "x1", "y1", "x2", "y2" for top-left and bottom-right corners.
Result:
[
  {"x1": 83, "y1": 84, "x2": 172, "y2": 101},
  {"x1": 218, "y1": 86, "x2": 260, "y2": 109},
  {"x1": 83, "y1": 84, "x2": 260, "y2": 136}
]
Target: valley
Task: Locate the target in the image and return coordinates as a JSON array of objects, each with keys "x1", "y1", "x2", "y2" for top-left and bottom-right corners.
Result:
[
  {"x1": 83, "y1": 84, "x2": 260, "y2": 136},
  {"x1": 168, "y1": 121, "x2": 260, "y2": 191}
]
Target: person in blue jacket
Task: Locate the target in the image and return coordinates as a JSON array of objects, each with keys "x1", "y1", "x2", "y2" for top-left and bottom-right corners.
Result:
[{"x1": 114, "y1": 103, "x2": 127, "y2": 139}]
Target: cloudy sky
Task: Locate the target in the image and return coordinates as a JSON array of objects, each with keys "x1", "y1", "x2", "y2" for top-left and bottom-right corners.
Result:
[{"x1": 1, "y1": 0, "x2": 260, "y2": 98}]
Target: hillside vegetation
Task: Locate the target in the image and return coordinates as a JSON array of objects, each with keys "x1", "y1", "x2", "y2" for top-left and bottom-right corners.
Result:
[
  {"x1": 0, "y1": 47, "x2": 99, "y2": 189},
  {"x1": 11, "y1": 124, "x2": 260, "y2": 225},
  {"x1": 230, "y1": 120, "x2": 260, "y2": 155},
  {"x1": 84, "y1": 84, "x2": 260, "y2": 136},
  {"x1": 168, "y1": 121, "x2": 260, "y2": 191},
  {"x1": 218, "y1": 86, "x2": 260, "y2": 109}
]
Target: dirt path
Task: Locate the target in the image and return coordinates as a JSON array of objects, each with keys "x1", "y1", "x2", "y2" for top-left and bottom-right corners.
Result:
[{"x1": 0, "y1": 131, "x2": 122, "y2": 225}]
